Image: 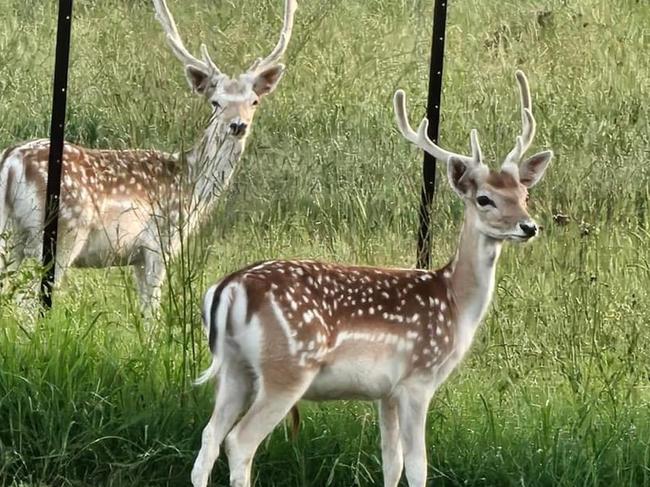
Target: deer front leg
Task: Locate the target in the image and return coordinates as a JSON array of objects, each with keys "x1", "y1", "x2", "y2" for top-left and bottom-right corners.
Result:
[
  {"x1": 378, "y1": 396, "x2": 404, "y2": 487},
  {"x1": 397, "y1": 386, "x2": 432, "y2": 487},
  {"x1": 133, "y1": 249, "x2": 166, "y2": 315}
]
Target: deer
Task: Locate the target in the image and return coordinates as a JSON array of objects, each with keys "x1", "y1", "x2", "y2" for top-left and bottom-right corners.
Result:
[
  {"x1": 189, "y1": 70, "x2": 553, "y2": 487},
  {"x1": 0, "y1": 0, "x2": 297, "y2": 313}
]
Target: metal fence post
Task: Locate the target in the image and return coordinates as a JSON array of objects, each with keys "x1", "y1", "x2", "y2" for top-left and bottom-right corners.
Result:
[
  {"x1": 416, "y1": 0, "x2": 448, "y2": 269},
  {"x1": 41, "y1": 0, "x2": 74, "y2": 308}
]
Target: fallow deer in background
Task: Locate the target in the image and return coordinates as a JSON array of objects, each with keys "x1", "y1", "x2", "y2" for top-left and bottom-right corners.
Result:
[
  {"x1": 190, "y1": 71, "x2": 553, "y2": 487},
  {"x1": 0, "y1": 0, "x2": 297, "y2": 312}
]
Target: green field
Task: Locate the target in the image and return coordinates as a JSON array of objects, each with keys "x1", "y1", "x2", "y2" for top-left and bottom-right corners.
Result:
[{"x1": 1, "y1": 0, "x2": 649, "y2": 485}]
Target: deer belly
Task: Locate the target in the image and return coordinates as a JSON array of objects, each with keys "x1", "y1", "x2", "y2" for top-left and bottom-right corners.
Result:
[
  {"x1": 73, "y1": 229, "x2": 140, "y2": 267},
  {"x1": 304, "y1": 347, "x2": 406, "y2": 401},
  {"x1": 72, "y1": 209, "x2": 150, "y2": 267}
]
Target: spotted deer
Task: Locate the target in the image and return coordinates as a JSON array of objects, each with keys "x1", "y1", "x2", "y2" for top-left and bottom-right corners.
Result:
[
  {"x1": 189, "y1": 71, "x2": 553, "y2": 487},
  {"x1": 0, "y1": 0, "x2": 297, "y2": 311}
]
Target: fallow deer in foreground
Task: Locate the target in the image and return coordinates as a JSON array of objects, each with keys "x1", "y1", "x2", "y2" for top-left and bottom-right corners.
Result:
[
  {"x1": 191, "y1": 71, "x2": 553, "y2": 487},
  {"x1": 0, "y1": 0, "x2": 297, "y2": 312}
]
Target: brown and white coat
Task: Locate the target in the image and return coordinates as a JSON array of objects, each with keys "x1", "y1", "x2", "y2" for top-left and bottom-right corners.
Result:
[
  {"x1": 0, "y1": 0, "x2": 297, "y2": 311},
  {"x1": 190, "y1": 71, "x2": 553, "y2": 487}
]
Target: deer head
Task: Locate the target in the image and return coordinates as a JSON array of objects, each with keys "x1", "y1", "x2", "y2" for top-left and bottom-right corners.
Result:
[
  {"x1": 153, "y1": 0, "x2": 297, "y2": 140},
  {"x1": 394, "y1": 70, "x2": 553, "y2": 242}
]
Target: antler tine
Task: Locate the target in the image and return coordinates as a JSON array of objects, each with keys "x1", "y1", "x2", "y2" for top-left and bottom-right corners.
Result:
[
  {"x1": 470, "y1": 128, "x2": 483, "y2": 164},
  {"x1": 515, "y1": 70, "x2": 536, "y2": 153},
  {"x1": 393, "y1": 89, "x2": 478, "y2": 165},
  {"x1": 504, "y1": 70, "x2": 537, "y2": 166},
  {"x1": 153, "y1": 0, "x2": 220, "y2": 75},
  {"x1": 200, "y1": 44, "x2": 220, "y2": 74},
  {"x1": 248, "y1": 0, "x2": 298, "y2": 73},
  {"x1": 516, "y1": 70, "x2": 531, "y2": 119}
]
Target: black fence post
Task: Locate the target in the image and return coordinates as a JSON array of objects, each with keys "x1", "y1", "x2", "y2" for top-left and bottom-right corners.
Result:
[
  {"x1": 416, "y1": 0, "x2": 448, "y2": 269},
  {"x1": 41, "y1": 0, "x2": 74, "y2": 309}
]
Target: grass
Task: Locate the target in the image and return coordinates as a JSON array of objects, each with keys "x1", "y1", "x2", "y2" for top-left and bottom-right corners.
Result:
[{"x1": 0, "y1": 0, "x2": 649, "y2": 485}]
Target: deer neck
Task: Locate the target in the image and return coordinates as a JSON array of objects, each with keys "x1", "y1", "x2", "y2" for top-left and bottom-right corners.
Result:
[
  {"x1": 184, "y1": 118, "x2": 246, "y2": 209},
  {"x1": 448, "y1": 207, "x2": 503, "y2": 347}
]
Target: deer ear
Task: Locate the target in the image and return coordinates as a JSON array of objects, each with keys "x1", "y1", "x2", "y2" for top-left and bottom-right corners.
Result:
[
  {"x1": 185, "y1": 65, "x2": 216, "y2": 96},
  {"x1": 447, "y1": 156, "x2": 475, "y2": 197},
  {"x1": 252, "y1": 64, "x2": 285, "y2": 96},
  {"x1": 519, "y1": 150, "x2": 553, "y2": 188}
]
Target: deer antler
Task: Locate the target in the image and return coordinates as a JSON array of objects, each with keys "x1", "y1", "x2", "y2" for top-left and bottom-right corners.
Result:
[
  {"x1": 153, "y1": 0, "x2": 222, "y2": 76},
  {"x1": 393, "y1": 89, "x2": 482, "y2": 166},
  {"x1": 248, "y1": 0, "x2": 298, "y2": 73},
  {"x1": 502, "y1": 70, "x2": 537, "y2": 171}
]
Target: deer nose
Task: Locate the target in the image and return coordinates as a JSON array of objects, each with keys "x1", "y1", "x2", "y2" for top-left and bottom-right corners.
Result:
[
  {"x1": 519, "y1": 222, "x2": 538, "y2": 238},
  {"x1": 229, "y1": 122, "x2": 248, "y2": 137}
]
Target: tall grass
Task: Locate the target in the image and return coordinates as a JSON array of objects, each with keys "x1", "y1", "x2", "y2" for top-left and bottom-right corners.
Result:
[{"x1": 1, "y1": 0, "x2": 649, "y2": 485}]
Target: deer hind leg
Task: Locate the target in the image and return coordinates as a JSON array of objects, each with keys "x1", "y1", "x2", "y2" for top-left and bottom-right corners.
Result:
[
  {"x1": 0, "y1": 228, "x2": 26, "y2": 301},
  {"x1": 378, "y1": 396, "x2": 404, "y2": 487},
  {"x1": 224, "y1": 371, "x2": 315, "y2": 487},
  {"x1": 0, "y1": 226, "x2": 25, "y2": 275},
  {"x1": 1, "y1": 182, "x2": 42, "y2": 307},
  {"x1": 4, "y1": 225, "x2": 42, "y2": 312},
  {"x1": 191, "y1": 358, "x2": 253, "y2": 487},
  {"x1": 396, "y1": 385, "x2": 432, "y2": 487},
  {"x1": 133, "y1": 249, "x2": 166, "y2": 315},
  {"x1": 0, "y1": 163, "x2": 13, "y2": 274},
  {"x1": 0, "y1": 213, "x2": 12, "y2": 274},
  {"x1": 51, "y1": 228, "x2": 90, "y2": 286}
]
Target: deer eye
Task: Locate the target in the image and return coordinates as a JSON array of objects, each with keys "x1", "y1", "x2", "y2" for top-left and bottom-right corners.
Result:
[
  {"x1": 252, "y1": 99, "x2": 259, "y2": 106},
  {"x1": 477, "y1": 195, "x2": 496, "y2": 207},
  {"x1": 211, "y1": 100, "x2": 221, "y2": 109}
]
